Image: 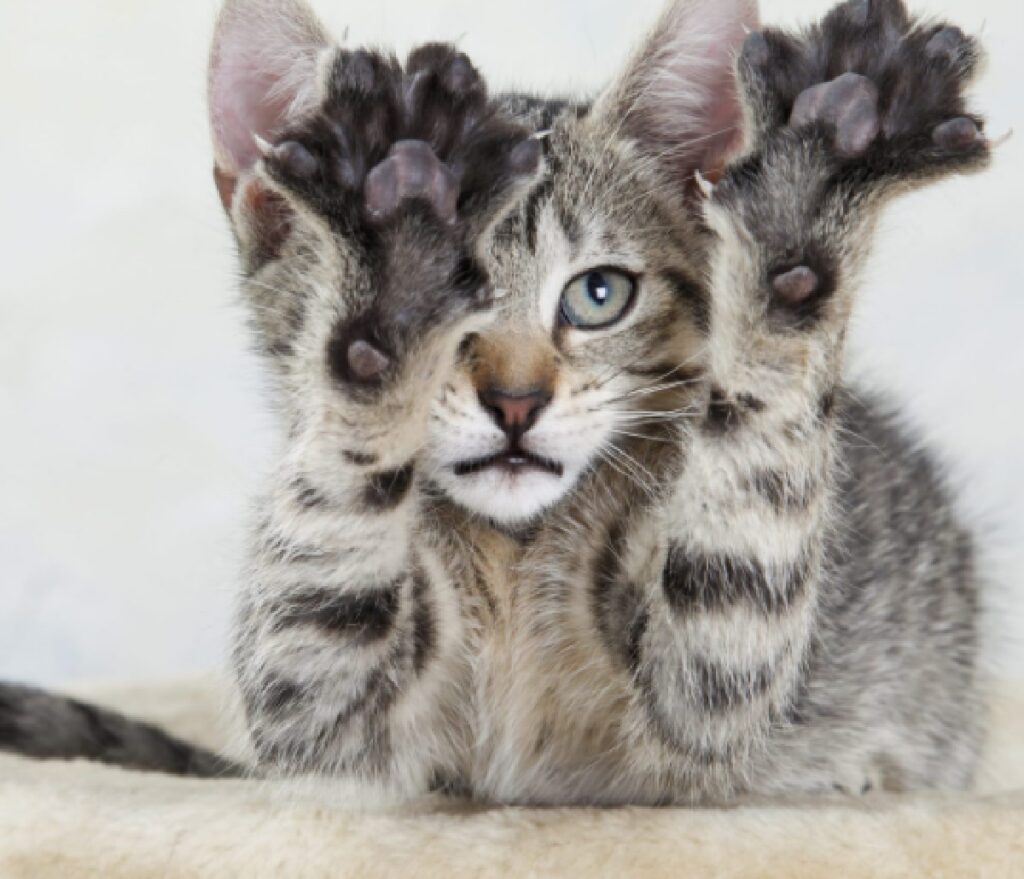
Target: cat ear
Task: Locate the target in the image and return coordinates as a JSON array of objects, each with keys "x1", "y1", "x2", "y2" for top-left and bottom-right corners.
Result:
[
  {"x1": 208, "y1": 0, "x2": 329, "y2": 212},
  {"x1": 593, "y1": 0, "x2": 758, "y2": 184}
]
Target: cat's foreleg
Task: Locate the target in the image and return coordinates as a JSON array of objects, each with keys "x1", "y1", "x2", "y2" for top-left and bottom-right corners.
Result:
[
  {"x1": 232, "y1": 49, "x2": 539, "y2": 792},
  {"x1": 233, "y1": 154, "x2": 482, "y2": 789},
  {"x1": 622, "y1": 0, "x2": 991, "y2": 779}
]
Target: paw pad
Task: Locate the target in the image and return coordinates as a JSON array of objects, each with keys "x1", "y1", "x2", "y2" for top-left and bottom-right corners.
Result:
[
  {"x1": 739, "y1": 0, "x2": 990, "y2": 183},
  {"x1": 263, "y1": 140, "x2": 320, "y2": 180},
  {"x1": 925, "y1": 26, "x2": 967, "y2": 62},
  {"x1": 932, "y1": 117, "x2": 981, "y2": 150},
  {"x1": 772, "y1": 266, "x2": 820, "y2": 305},
  {"x1": 257, "y1": 43, "x2": 540, "y2": 237},
  {"x1": 506, "y1": 138, "x2": 544, "y2": 177},
  {"x1": 440, "y1": 54, "x2": 476, "y2": 95},
  {"x1": 346, "y1": 339, "x2": 392, "y2": 382},
  {"x1": 790, "y1": 73, "x2": 880, "y2": 159},
  {"x1": 364, "y1": 140, "x2": 460, "y2": 224},
  {"x1": 344, "y1": 50, "x2": 380, "y2": 95},
  {"x1": 741, "y1": 31, "x2": 771, "y2": 69}
]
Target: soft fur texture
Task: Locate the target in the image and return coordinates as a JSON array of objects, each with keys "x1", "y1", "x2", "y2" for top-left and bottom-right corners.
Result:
[
  {"x1": 207, "y1": 0, "x2": 993, "y2": 805},
  {"x1": 0, "y1": 676, "x2": 1022, "y2": 879},
  {"x1": 0, "y1": 0, "x2": 998, "y2": 806}
]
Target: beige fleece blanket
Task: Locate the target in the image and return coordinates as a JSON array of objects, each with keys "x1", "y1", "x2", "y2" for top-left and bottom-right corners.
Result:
[{"x1": 1, "y1": 678, "x2": 1022, "y2": 879}]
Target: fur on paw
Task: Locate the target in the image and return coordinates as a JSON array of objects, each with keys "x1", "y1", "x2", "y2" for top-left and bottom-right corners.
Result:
[
  {"x1": 259, "y1": 45, "x2": 540, "y2": 233},
  {"x1": 255, "y1": 45, "x2": 540, "y2": 391},
  {"x1": 739, "y1": 0, "x2": 990, "y2": 176}
]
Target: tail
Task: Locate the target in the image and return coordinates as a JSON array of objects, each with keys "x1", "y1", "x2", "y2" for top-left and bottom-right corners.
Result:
[{"x1": 0, "y1": 681, "x2": 244, "y2": 778}]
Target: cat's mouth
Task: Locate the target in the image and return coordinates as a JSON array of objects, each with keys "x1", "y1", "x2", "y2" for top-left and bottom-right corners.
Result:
[{"x1": 452, "y1": 448, "x2": 564, "y2": 478}]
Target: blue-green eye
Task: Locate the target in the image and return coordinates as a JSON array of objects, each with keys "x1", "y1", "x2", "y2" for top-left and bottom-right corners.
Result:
[{"x1": 559, "y1": 268, "x2": 638, "y2": 330}]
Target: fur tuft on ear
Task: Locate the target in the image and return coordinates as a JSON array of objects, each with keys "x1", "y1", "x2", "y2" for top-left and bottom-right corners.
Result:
[
  {"x1": 209, "y1": 0, "x2": 329, "y2": 211},
  {"x1": 593, "y1": 0, "x2": 758, "y2": 183}
]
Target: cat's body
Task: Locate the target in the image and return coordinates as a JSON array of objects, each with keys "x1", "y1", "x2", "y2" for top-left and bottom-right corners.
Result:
[
  {"x1": 280, "y1": 385, "x2": 976, "y2": 806},
  {"x1": 0, "y1": 0, "x2": 991, "y2": 805}
]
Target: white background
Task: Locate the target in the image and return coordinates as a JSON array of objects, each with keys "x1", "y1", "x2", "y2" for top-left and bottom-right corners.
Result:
[{"x1": 1, "y1": 0, "x2": 1021, "y2": 685}]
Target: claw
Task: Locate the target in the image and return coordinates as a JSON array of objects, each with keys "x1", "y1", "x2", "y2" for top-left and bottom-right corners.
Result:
[
  {"x1": 402, "y1": 69, "x2": 430, "y2": 120},
  {"x1": 253, "y1": 134, "x2": 273, "y2": 158},
  {"x1": 694, "y1": 169, "x2": 716, "y2": 199},
  {"x1": 990, "y1": 129, "x2": 1014, "y2": 149}
]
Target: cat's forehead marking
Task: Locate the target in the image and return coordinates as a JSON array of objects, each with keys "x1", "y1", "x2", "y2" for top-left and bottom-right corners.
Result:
[
  {"x1": 509, "y1": 124, "x2": 603, "y2": 252},
  {"x1": 494, "y1": 118, "x2": 654, "y2": 262}
]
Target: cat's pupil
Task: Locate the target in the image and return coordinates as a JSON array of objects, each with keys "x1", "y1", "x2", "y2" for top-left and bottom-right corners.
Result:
[{"x1": 587, "y1": 272, "x2": 610, "y2": 305}]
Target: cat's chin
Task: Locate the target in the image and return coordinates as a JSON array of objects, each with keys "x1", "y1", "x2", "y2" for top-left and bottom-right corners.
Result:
[{"x1": 437, "y1": 464, "x2": 579, "y2": 524}]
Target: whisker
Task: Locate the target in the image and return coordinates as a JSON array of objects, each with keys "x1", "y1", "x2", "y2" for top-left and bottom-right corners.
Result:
[{"x1": 609, "y1": 427, "x2": 676, "y2": 445}]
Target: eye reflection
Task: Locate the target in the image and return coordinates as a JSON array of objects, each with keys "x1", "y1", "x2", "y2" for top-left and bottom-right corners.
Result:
[{"x1": 559, "y1": 268, "x2": 638, "y2": 330}]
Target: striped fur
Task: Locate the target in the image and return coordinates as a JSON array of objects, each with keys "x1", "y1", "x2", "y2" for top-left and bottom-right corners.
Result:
[
  {"x1": 0, "y1": 0, "x2": 991, "y2": 803},
  {"x1": 215, "y1": 0, "x2": 989, "y2": 805},
  {"x1": 0, "y1": 683, "x2": 240, "y2": 778}
]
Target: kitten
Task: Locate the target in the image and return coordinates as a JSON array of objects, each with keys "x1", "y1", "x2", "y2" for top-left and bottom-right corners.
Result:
[{"x1": 1, "y1": 0, "x2": 992, "y2": 804}]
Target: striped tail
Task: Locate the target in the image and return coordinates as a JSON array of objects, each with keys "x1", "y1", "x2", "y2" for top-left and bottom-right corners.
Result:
[{"x1": 0, "y1": 681, "x2": 243, "y2": 778}]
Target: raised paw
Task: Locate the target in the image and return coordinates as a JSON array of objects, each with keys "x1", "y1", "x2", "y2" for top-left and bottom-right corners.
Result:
[
  {"x1": 259, "y1": 44, "x2": 540, "y2": 232},
  {"x1": 739, "y1": 0, "x2": 990, "y2": 179},
  {"x1": 254, "y1": 44, "x2": 542, "y2": 393}
]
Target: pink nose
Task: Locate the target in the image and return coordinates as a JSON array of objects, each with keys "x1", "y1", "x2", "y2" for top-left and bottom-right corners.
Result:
[{"x1": 478, "y1": 388, "x2": 552, "y2": 437}]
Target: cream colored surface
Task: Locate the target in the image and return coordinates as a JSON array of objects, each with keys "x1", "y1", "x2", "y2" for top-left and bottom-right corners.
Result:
[{"x1": 1, "y1": 676, "x2": 1022, "y2": 878}]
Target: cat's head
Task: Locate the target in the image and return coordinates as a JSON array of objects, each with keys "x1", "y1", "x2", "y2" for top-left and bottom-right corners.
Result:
[{"x1": 209, "y1": 0, "x2": 757, "y2": 525}]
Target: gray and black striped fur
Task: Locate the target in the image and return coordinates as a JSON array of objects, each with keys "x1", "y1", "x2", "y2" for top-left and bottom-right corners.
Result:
[
  {"x1": 1, "y1": 0, "x2": 993, "y2": 803},
  {"x1": 0, "y1": 682, "x2": 239, "y2": 777}
]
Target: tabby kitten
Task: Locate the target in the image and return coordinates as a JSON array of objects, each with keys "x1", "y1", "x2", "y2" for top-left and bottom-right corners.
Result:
[{"x1": 0, "y1": 0, "x2": 991, "y2": 806}]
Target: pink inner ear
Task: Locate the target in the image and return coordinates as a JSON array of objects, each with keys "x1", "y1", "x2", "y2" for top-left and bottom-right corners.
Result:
[
  {"x1": 208, "y1": 0, "x2": 327, "y2": 204},
  {"x1": 691, "y1": 36, "x2": 750, "y2": 173},
  {"x1": 210, "y1": 49, "x2": 299, "y2": 178},
  {"x1": 618, "y1": 0, "x2": 759, "y2": 179}
]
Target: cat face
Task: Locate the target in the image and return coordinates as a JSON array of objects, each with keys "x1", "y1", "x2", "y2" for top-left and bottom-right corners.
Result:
[
  {"x1": 422, "y1": 116, "x2": 711, "y2": 523},
  {"x1": 208, "y1": 0, "x2": 756, "y2": 524}
]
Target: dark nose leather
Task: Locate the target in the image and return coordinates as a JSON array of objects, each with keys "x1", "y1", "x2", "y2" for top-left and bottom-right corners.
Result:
[{"x1": 478, "y1": 387, "x2": 552, "y2": 438}]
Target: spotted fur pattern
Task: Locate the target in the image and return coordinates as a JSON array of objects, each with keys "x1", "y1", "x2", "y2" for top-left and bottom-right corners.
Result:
[{"x1": 0, "y1": 0, "x2": 992, "y2": 804}]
